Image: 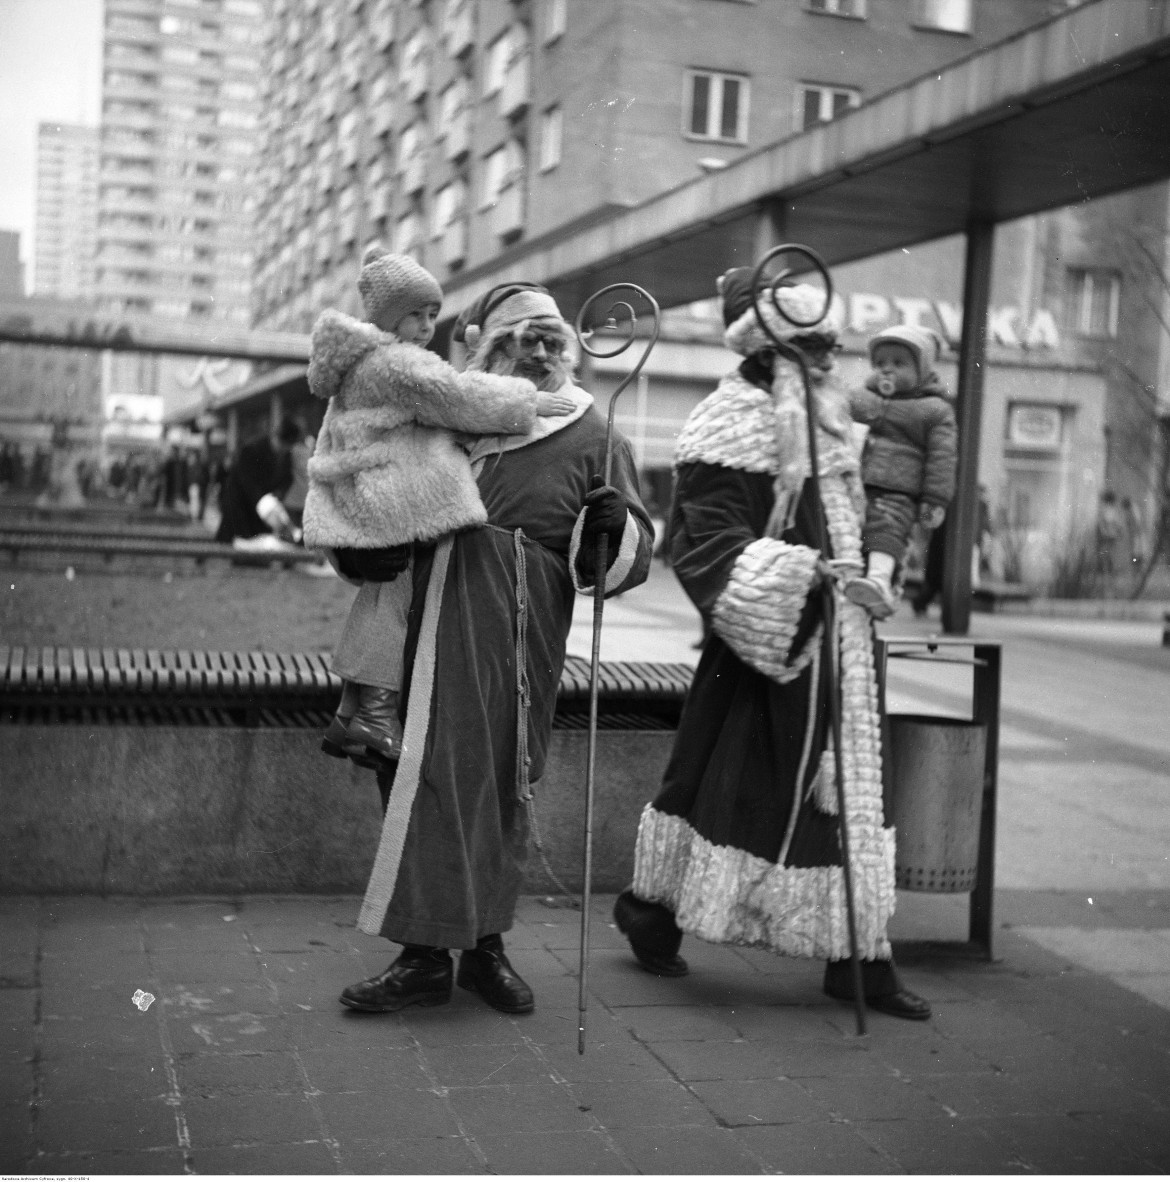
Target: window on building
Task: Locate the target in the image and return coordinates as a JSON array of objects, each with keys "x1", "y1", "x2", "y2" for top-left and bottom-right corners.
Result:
[
  {"x1": 480, "y1": 140, "x2": 524, "y2": 208},
  {"x1": 797, "y1": 83, "x2": 861, "y2": 129},
  {"x1": 543, "y1": 0, "x2": 567, "y2": 43},
  {"x1": 805, "y1": 0, "x2": 866, "y2": 16},
  {"x1": 684, "y1": 70, "x2": 749, "y2": 143},
  {"x1": 432, "y1": 180, "x2": 466, "y2": 237},
  {"x1": 480, "y1": 145, "x2": 509, "y2": 208},
  {"x1": 913, "y1": 0, "x2": 970, "y2": 31},
  {"x1": 394, "y1": 210, "x2": 420, "y2": 254},
  {"x1": 539, "y1": 104, "x2": 562, "y2": 171},
  {"x1": 485, "y1": 29, "x2": 511, "y2": 96},
  {"x1": 1064, "y1": 267, "x2": 1120, "y2": 339},
  {"x1": 439, "y1": 76, "x2": 469, "y2": 125}
]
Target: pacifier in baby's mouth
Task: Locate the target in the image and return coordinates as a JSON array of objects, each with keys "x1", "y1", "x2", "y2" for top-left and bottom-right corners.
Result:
[{"x1": 877, "y1": 376, "x2": 896, "y2": 396}]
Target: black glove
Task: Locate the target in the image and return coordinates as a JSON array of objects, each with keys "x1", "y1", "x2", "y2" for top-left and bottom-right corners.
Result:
[
  {"x1": 582, "y1": 476, "x2": 628, "y2": 547},
  {"x1": 335, "y1": 543, "x2": 412, "y2": 582},
  {"x1": 578, "y1": 476, "x2": 628, "y2": 581}
]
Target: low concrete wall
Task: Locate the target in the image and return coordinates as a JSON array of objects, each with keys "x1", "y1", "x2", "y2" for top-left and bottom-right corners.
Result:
[{"x1": 0, "y1": 725, "x2": 672, "y2": 895}]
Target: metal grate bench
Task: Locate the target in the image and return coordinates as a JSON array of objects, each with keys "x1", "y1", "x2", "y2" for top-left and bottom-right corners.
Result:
[{"x1": 0, "y1": 647, "x2": 693, "y2": 730}]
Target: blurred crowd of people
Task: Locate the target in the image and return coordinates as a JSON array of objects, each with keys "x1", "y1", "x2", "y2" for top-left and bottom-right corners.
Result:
[{"x1": 0, "y1": 438, "x2": 230, "y2": 524}]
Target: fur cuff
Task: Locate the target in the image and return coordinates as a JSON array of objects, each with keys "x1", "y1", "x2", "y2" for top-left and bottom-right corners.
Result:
[{"x1": 713, "y1": 538, "x2": 821, "y2": 684}]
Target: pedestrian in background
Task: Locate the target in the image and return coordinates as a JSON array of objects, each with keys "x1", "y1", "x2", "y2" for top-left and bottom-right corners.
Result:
[
  {"x1": 213, "y1": 418, "x2": 302, "y2": 544},
  {"x1": 1121, "y1": 495, "x2": 1146, "y2": 576},
  {"x1": 1096, "y1": 488, "x2": 1124, "y2": 590},
  {"x1": 614, "y1": 269, "x2": 930, "y2": 1021}
]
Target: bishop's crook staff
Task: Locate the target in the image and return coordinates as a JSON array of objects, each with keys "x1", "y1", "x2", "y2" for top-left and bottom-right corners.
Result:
[
  {"x1": 750, "y1": 243, "x2": 868, "y2": 1037},
  {"x1": 573, "y1": 283, "x2": 661, "y2": 1054}
]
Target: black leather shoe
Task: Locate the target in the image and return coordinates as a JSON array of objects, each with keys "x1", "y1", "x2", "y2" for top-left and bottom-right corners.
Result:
[
  {"x1": 613, "y1": 889, "x2": 689, "y2": 977},
  {"x1": 456, "y1": 936, "x2": 534, "y2": 1013},
  {"x1": 868, "y1": 989, "x2": 932, "y2": 1021},
  {"x1": 825, "y1": 983, "x2": 932, "y2": 1021},
  {"x1": 339, "y1": 948, "x2": 452, "y2": 1012}
]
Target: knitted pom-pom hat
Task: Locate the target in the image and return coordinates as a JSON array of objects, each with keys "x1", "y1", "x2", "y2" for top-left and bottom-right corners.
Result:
[
  {"x1": 357, "y1": 243, "x2": 443, "y2": 332},
  {"x1": 868, "y1": 324, "x2": 944, "y2": 382}
]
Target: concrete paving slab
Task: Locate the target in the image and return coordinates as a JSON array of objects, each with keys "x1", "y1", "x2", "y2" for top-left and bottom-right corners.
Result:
[
  {"x1": 469, "y1": 1128, "x2": 630, "y2": 1175},
  {"x1": 181, "y1": 1090, "x2": 323, "y2": 1150},
  {"x1": 189, "y1": 1140, "x2": 340, "y2": 1175},
  {"x1": 442, "y1": 1081, "x2": 597, "y2": 1137},
  {"x1": 851, "y1": 1116, "x2": 1012, "y2": 1174},
  {"x1": 34, "y1": 1147, "x2": 189, "y2": 1176},
  {"x1": 609, "y1": 1123, "x2": 770, "y2": 1174},
  {"x1": 33, "y1": 1095, "x2": 178, "y2": 1156},
  {"x1": 1020, "y1": 924, "x2": 1170, "y2": 973},
  {"x1": 687, "y1": 1077, "x2": 831, "y2": 1126},
  {"x1": 296, "y1": 1043, "x2": 428, "y2": 1092},
  {"x1": 733, "y1": 1120, "x2": 901, "y2": 1174},
  {"x1": 313, "y1": 1087, "x2": 462, "y2": 1140},
  {"x1": 338, "y1": 1134, "x2": 484, "y2": 1175},
  {"x1": 569, "y1": 1078, "x2": 718, "y2": 1129},
  {"x1": 175, "y1": 1048, "x2": 306, "y2": 1096}
]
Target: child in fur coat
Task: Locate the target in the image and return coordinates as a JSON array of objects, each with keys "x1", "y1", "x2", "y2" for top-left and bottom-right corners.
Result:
[
  {"x1": 844, "y1": 324, "x2": 958, "y2": 619},
  {"x1": 303, "y1": 245, "x2": 574, "y2": 765}
]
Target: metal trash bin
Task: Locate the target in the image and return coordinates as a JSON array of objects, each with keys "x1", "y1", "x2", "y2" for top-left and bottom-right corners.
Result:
[{"x1": 888, "y1": 714, "x2": 987, "y2": 892}]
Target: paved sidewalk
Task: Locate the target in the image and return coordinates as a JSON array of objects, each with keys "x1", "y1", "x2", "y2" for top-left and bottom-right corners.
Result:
[
  {"x1": 3, "y1": 567, "x2": 1168, "y2": 1174},
  {"x1": 2, "y1": 889, "x2": 1169, "y2": 1175}
]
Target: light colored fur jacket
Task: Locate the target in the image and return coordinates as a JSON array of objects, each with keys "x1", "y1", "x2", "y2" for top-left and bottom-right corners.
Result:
[{"x1": 302, "y1": 309, "x2": 538, "y2": 549}]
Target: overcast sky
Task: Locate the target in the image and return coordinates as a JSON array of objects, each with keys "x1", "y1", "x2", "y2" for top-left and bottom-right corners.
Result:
[{"x1": 0, "y1": 0, "x2": 103, "y2": 291}]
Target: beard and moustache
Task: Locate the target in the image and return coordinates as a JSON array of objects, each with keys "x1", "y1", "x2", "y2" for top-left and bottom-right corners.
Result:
[{"x1": 485, "y1": 344, "x2": 570, "y2": 392}]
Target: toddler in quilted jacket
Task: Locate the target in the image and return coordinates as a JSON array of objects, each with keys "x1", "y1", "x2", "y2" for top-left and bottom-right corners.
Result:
[
  {"x1": 303, "y1": 245, "x2": 574, "y2": 765},
  {"x1": 845, "y1": 324, "x2": 958, "y2": 619}
]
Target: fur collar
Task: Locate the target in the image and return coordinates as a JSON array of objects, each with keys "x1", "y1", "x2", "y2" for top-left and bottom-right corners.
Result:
[
  {"x1": 307, "y1": 309, "x2": 394, "y2": 401},
  {"x1": 466, "y1": 378, "x2": 592, "y2": 464}
]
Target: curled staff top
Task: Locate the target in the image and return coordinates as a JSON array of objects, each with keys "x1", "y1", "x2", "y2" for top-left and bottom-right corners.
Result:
[
  {"x1": 749, "y1": 243, "x2": 834, "y2": 344},
  {"x1": 574, "y1": 283, "x2": 661, "y2": 483}
]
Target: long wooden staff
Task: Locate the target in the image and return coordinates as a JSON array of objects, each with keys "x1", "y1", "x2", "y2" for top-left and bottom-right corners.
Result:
[
  {"x1": 572, "y1": 283, "x2": 661, "y2": 1055},
  {"x1": 749, "y1": 244, "x2": 868, "y2": 1038}
]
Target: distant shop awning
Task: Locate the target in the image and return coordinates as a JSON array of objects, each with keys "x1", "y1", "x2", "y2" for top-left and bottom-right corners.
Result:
[{"x1": 164, "y1": 364, "x2": 308, "y2": 427}]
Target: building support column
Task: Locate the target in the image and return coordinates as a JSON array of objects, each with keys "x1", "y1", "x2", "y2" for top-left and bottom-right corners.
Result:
[
  {"x1": 943, "y1": 220, "x2": 995, "y2": 635},
  {"x1": 752, "y1": 201, "x2": 787, "y2": 262}
]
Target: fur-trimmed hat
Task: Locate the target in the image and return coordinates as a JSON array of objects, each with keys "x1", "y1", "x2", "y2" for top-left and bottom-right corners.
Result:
[
  {"x1": 357, "y1": 243, "x2": 443, "y2": 331},
  {"x1": 868, "y1": 324, "x2": 944, "y2": 381},
  {"x1": 717, "y1": 267, "x2": 756, "y2": 327},
  {"x1": 452, "y1": 281, "x2": 567, "y2": 352},
  {"x1": 723, "y1": 281, "x2": 841, "y2": 359}
]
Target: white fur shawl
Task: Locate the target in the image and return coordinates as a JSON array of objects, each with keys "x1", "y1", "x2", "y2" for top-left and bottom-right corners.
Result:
[{"x1": 302, "y1": 310, "x2": 538, "y2": 549}]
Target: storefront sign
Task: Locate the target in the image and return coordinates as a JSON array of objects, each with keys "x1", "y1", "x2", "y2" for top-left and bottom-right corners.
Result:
[
  {"x1": 1007, "y1": 403, "x2": 1063, "y2": 450},
  {"x1": 836, "y1": 293, "x2": 1061, "y2": 351}
]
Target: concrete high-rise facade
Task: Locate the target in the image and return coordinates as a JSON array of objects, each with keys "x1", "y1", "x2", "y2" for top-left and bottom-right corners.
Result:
[
  {"x1": 97, "y1": 0, "x2": 266, "y2": 325},
  {"x1": 34, "y1": 124, "x2": 101, "y2": 303},
  {"x1": 251, "y1": 0, "x2": 1052, "y2": 333}
]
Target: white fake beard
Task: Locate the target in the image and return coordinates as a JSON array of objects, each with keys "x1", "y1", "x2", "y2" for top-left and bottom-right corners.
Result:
[{"x1": 486, "y1": 349, "x2": 569, "y2": 392}]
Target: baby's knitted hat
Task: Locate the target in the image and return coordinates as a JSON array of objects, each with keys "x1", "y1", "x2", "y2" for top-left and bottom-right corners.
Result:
[
  {"x1": 868, "y1": 324, "x2": 944, "y2": 381},
  {"x1": 357, "y1": 243, "x2": 443, "y2": 331}
]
